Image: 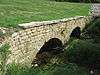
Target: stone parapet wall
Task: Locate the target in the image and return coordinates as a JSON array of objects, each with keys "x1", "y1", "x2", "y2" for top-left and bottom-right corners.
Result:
[{"x1": 6, "y1": 16, "x2": 92, "y2": 66}]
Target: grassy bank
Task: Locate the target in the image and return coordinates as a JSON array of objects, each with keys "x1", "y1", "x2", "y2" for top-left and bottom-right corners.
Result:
[{"x1": 0, "y1": 0, "x2": 89, "y2": 27}]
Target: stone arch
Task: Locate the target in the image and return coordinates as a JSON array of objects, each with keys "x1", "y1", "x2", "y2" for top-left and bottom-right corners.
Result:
[
  {"x1": 31, "y1": 38, "x2": 64, "y2": 67},
  {"x1": 37, "y1": 38, "x2": 63, "y2": 54},
  {"x1": 70, "y1": 26, "x2": 81, "y2": 38}
]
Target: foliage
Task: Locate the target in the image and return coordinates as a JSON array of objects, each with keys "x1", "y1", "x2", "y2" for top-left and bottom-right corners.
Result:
[
  {"x1": 86, "y1": 18, "x2": 100, "y2": 36},
  {"x1": 6, "y1": 63, "x2": 87, "y2": 75},
  {"x1": 65, "y1": 39, "x2": 100, "y2": 69},
  {"x1": 6, "y1": 63, "x2": 39, "y2": 75},
  {"x1": 0, "y1": 44, "x2": 10, "y2": 75},
  {"x1": 0, "y1": 32, "x2": 5, "y2": 37},
  {"x1": 50, "y1": 63, "x2": 79, "y2": 75},
  {"x1": 83, "y1": 17, "x2": 100, "y2": 43}
]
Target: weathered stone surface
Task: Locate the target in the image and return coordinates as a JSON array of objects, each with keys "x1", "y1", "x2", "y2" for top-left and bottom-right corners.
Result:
[{"x1": 18, "y1": 16, "x2": 86, "y2": 29}]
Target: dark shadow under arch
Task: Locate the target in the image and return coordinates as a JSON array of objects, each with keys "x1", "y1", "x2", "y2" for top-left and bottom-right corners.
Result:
[
  {"x1": 31, "y1": 38, "x2": 64, "y2": 67},
  {"x1": 70, "y1": 27, "x2": 81, "y2": 38},
  {"x1": 37, "y1": 38, "x2": 63, "y2": 54}
]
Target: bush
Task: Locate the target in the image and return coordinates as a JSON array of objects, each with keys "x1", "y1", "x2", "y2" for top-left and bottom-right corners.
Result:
[
  {"x1": 6, "y1": 63, "x2": 80, "y2": 75},
  {"x1": 50, "y1": 63, "x2": 79, "y2": 75},
  {"x1": 65, "y1": 39, "x2": 100, "y2": 69},
  {"x1": 86, "y1": 18, "x2": 100, "y2": 36},
  {"x1": 0, "y1": 32, "x2": 5, "y2": 37},
  {"x1": 83, "y1": 17, "x2": 100, "y2": 43},
  {"x1": 6, "y1": 63, "x2": 41, "y2": 75}
]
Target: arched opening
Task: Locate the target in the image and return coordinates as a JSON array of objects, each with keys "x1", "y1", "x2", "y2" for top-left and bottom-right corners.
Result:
[
  {"x1": 38, "y1": 38, "x2": 63, "y2": 54},
  {"x1": 70, "y1": 27, "x2": 81, "y2": 38},
  {"x1": 31, "y1": 38, "x2": 63, "y2": 67}
]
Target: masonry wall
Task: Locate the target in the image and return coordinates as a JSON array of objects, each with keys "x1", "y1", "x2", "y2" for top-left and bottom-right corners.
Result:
[{"x1": 7, "y1": 16, "x2": 91, "y2": 66}]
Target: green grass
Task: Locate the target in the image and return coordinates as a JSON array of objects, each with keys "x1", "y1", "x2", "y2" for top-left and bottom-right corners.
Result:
[
  {"x1": 0, "y1": 44, "x2": 10, "y2": 75},
  {"x1": 6, "y1": 63, "x2": 90, "y2": 75},
  {"x1": 0, "y1": 0, "x2": 90, "y2": 27}
]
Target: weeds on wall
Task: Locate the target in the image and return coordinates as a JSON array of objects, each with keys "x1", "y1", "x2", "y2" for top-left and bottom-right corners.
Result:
[
  {"x1": 0, "y1": 32, "x2": 5, "y2": 37},
  {"x1": 0, "y1": 44, "x2": 10, "y2": 75}
]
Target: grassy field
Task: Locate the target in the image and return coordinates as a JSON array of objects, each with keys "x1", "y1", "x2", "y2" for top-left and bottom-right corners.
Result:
[{"x1": 0, "y1": 0, "x2": 90, "y2": 27}]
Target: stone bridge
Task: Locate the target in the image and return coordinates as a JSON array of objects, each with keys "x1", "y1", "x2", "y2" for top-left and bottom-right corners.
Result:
[{"x1": 6, "y1": 16, "x2": 91, "y2": 66}]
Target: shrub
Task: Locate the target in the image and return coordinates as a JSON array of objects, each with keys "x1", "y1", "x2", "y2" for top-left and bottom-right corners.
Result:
[
  {"x1": 6, "y1": 63, "x2": 80, "y2": 75},
  {"x1": 50, "y1": 63, "x2": 79, "y2": 75},
  {"x1": 86, "y1": 18, "x2": 100, "y2": 36},
  {"x1": 65, "y1": 39, "x2": 100, "y2": 69},
  {"x1": 6, "y1": 63, "x2": 42, "y2": 75},
  {"x1": 0, "y1": 32, "x2": 5, "y2": 37},
  {"x1": 83, "y1": 17, "x2": 100, "y2": 43}
]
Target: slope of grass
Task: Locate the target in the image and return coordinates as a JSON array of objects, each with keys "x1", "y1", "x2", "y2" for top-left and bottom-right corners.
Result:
[
  {"x1": 0, "y1": 0, "x2": 90, "y2": 27},
  {"x1": 6, "y1": 63, "x2": 90, "y2": 75}
]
